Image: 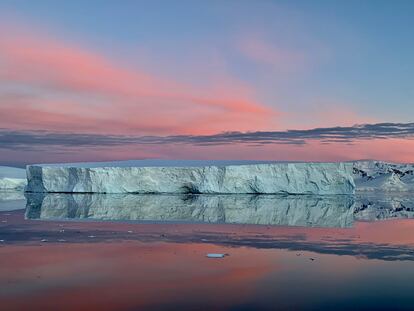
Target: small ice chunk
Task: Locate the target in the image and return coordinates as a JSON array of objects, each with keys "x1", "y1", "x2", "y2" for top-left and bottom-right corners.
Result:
[
  {"x1": 206, "y1": 253, "x2": 226, "y2": 258},
  {"x1": 41, "y1": 239, "x2": 48, "y2": 242}
]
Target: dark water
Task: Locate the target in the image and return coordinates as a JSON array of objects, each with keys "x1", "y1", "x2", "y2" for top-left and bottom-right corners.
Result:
[{"x1": 1, "y1": 192, "x2": 414, "y2": 310}]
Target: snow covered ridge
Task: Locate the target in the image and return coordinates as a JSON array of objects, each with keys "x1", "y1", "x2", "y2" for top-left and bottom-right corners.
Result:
[
  {"x1": 0, "y1": 178, "x2": 27, "y2": 191},
  {"x1": 0, "y1": 166, "x2": 27, "y2": 191},
  {"x1": 25, "y1": 162, "x2": 355, "y2": 195},
  {"x1": 353, "y1": 160, "x2": 414, "y2": 192}
]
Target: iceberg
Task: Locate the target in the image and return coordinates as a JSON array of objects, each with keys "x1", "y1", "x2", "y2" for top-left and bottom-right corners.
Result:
[
  {"x1": 0, "y1": 166, "x2": 27, "y2": 191},
  {"x1": 25, "y1": 161, "x2": 355, "y2": 195},
  {"x1": 206, "y1": 254, "x2": 226, "y2": 258}
]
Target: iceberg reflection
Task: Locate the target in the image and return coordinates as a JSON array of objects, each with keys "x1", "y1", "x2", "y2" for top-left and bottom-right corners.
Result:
[
  {"x1": 354, "y1": 192, "x2": 414, "y2": 221},
  {"x1": 25, "y1": 193, "x2": 414, "y2": 228},
  {"x1": 0, "y1": 191, "x2": 26, "y2": 211},
  {"x1": 25, "y1": 193, "x2": 356, "y2": 227}
]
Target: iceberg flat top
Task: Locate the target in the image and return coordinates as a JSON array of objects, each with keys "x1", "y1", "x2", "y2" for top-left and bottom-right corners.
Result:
[{"x1": 33, "y1": 159, "x2": 287, "y2": 168}]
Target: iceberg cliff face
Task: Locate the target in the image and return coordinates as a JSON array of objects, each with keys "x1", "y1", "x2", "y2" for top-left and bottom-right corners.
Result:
[{"x1": 26, "y1": 162, "x2": 355, "y2": 195}]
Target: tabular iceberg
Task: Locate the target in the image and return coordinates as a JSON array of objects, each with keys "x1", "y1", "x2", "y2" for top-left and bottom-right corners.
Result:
[{"x1": 25, "y1": 162, "x2": 355, "y2": 195}]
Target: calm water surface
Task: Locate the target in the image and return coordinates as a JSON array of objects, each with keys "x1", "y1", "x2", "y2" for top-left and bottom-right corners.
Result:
[{"x1": 1, "y1": 192, "x2": 414, "y2": 311}]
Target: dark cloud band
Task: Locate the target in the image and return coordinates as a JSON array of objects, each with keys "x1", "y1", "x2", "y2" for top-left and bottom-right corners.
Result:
[{"x1": 1, "y1": 122, "x2": 414, "y2": 150}]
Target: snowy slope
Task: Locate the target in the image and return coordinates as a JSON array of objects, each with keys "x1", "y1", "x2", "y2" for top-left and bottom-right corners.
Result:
[
  {"x1": 353, "y1": 161, "x2": 414, "y2": 192},
  {"x1": 0, "y1": 166, "x2": 27, "y2": 191}
]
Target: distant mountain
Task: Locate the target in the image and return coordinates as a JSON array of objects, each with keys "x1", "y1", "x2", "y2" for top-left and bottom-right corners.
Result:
[
  {"x1": 0, "y1": 166, "x2": 27, "y2": 191},
  {"x1": 353, "y1": 160, "x2": 414, "y2": 192}
]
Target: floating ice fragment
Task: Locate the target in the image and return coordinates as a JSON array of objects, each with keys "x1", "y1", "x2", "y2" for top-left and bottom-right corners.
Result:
[{"x1": 206, "y1": 253, "x2": 226, "y2": 258}]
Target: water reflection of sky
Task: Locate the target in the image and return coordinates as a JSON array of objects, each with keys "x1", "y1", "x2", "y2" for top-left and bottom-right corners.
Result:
[
  {"x1": 1, "y1": 193, "x2": 414, "y2": 310},
  {"x1": 1, "y1": 239, "x2": 414, "y2": 311}
]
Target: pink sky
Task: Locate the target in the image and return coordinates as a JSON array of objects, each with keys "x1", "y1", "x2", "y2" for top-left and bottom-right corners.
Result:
[
  {"x1": 0, "y1": 26, "x2": 276, "y2": 135},
  {"x1": 0, "y1": 20, "x2": 413, "y2": 165}
]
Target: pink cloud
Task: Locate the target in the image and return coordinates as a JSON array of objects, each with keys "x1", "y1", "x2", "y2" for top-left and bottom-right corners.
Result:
[
  {"x1": 0, "y1": 25, "x2": 277, "y2": 135},
  {"x1": 2, "y1": 136, "x2": 413, "y2": 166}
]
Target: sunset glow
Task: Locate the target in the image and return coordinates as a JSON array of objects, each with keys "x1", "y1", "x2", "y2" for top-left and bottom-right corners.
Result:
[{"x1": 1, "y1": 1, "x2": 413, "y2": 166}]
